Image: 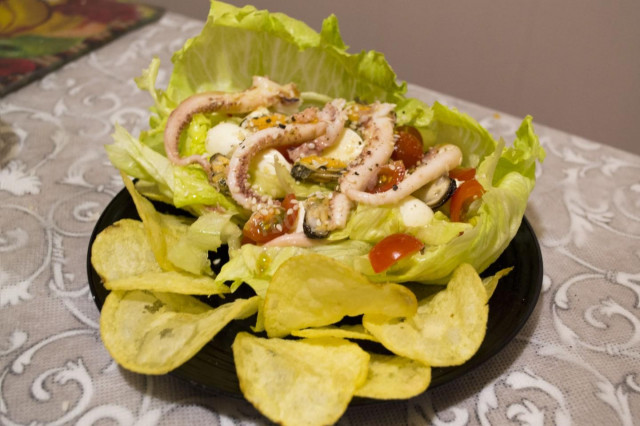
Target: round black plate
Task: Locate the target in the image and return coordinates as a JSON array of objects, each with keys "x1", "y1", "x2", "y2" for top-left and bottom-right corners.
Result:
[{"x1": 87, "y1": 188, "x2": 543, "y2": 398}]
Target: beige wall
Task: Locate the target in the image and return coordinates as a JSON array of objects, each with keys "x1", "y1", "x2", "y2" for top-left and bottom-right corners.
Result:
[{"x1": 144, "y1": 0, "x2": 640, "y2": 155}]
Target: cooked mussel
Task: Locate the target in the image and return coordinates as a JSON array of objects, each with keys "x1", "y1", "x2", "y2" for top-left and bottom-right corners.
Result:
[
  {"x1": 290, "y1": 156, "x2": 346, "y2": 184},
  {"x1": 301, "y1": 192, "x2": 352, "y2": 239},
  {"x1": 209, "y1": 153, "x2": 230, "y2": 194},
  {"x1": 302, "y1": 194, "x2": 333, "y2": 239},
  {"x1": 412, "y1": 175, "x2": 456, "y2": 209}
]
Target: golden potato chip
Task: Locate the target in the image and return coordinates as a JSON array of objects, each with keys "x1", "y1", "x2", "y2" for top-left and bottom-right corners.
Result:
[
  {"x1": 363, "y1": 263, "x2": 488, "y2": 367},
  {"x1": 232, "y1": 332, "x2": 369, "y2": 426},
  {"x1": 100, "y1": 290, "x2": 258, "y2": 374},
  {"x1": 482, "y1": 267, "x2": 513, "y2": 300},
  {"x1": 292, "y1": 324, "x2": 379, "y2": 342},
  {"x1": 91, "y1": 219, "x2": 162, "y2": 282},
  {"x1": 264, "y1": 254, "x2": 417, "y2": 338},
  {"x1": 355, "y1": 354, "x2": 431, "y2": 399},
  {"x1": 105, "y1": 271, "x2": 230, "y2": 295}
]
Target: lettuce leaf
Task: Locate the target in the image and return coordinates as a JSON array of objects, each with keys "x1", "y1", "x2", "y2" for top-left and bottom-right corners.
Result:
[
  {"x1": 172, "y1": 165, "x2": 240, "y2": 214},
  {"x1": 110, "y1": 1, "x2": 407, "y2": 214},
  {"x1": 164, "y1": 1, "x2": 406, "y2": 113},
  {"x1": 328, "y1": 204, "x2": 404, "y2": 244},
  {"x1": 216, "y1": 240, "x2": 371, "y2": 297},
  {"x1": 108, "y1": 1, "x2": 544, "y2": 287},
  {"x1": 106, "y1": 124, "x2": 174, "y2": 201}
]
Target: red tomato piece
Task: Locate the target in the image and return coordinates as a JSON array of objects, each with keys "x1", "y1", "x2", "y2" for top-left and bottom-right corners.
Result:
[
  {"x1": 392, "y1": 127, "x2": 424, "y2": 169},
  {"x1": 242, "y1": 207, "x2": 286, "y2": 244},
  {"x1": 448, "y1": 167, "x2": 476, "y2": 181},
  {"x1": 242, "y1": 194, "x2": 299, "y2": 244},
  {"x1": 367, "y1": 161, "x2": 406, "y2": 193},
  {"x1": 369, "y1": 233, "x2": 425, "y2": 273},
  {"x1": 449, "y1": 178, "x2": 485, "y2": 222},
  {"x1": 275, "y1": 146, "x2": 293, "y2": 163}
]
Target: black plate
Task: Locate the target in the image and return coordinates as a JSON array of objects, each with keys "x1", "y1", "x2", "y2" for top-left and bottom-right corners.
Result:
[{"x1": 87, "y1": 188, "x2": 543, "y2": 398}]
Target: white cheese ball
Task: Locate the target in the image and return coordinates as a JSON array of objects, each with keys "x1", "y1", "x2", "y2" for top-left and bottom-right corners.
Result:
[
  {"x1": 398, "y1": 196, "x2": 434, "y2": 228},
  {"x1": 251, "y1": 149, "x2": 292, "y2": 175},
  {"x1": 205, "y1": 122, "x2": 247, "y2": 156}
]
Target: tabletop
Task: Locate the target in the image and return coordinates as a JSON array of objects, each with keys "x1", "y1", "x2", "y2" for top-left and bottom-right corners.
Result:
[{"x1": 1, "y1": 11, "x2": 640, "y2": 426}]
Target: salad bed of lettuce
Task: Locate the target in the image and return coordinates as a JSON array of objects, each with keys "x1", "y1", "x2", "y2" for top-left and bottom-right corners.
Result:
[{"x1": 106, "y1": 1, "x2": 545, "y2": 296}]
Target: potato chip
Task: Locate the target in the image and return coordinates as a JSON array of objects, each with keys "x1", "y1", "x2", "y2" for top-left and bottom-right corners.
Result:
[
  {"x1": 291, "y1": 324, "x2": 378, "y2": 342},
  {"x1": 264, "y1": 254, "x2": 417, "y2": 338},
  {"x1": 100, "y1": 290, "x2": 258, "y2": 374},
  {"x1": 232, "y1": 332, "x2": 369, "y2": 426},
  {"x1": 354, "y1": 354, "x2": 431, "y2": 399},
  {"x1": 105, "y1": 271, "x2": 230, "y2": 295},
  {"x1": 363, "y1": 263, "x2": 488, "y2": 367},
  {"x1": 482, "y1": 267, "x2": 513, "y2": 299},
  {"x1": 91, "y1": 219, "x2": 162, "y2": 282}
]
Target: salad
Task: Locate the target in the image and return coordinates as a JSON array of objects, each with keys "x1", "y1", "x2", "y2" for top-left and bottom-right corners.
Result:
[
  {"x1": 106, "y1": 2, "x2": 544, "y2": 298},
  {"x1": 95, "y1": 2, "x2": 546, "y2": 424}
]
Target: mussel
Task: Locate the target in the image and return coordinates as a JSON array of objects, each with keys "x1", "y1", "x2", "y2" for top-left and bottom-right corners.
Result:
[
  {"x1": 209, "y1": 153, "x2": 230, "y2": 194},
  {"x1": 301, "y1": 192, "x2": 352, "y2": 239},
  {"x1": 412, "y1": 175, "x2": 457, "y2": 209},
  {"x1": 290, "y1": 156, "x2": 346, "y2": 184}
]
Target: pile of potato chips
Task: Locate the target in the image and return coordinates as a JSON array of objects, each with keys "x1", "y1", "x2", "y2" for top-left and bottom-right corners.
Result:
[{"x1": 91, "y1": 174, "x2": 510, "y2": 426}]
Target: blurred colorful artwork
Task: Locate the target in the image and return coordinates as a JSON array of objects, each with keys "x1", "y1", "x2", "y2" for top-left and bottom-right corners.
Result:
[{"x1": 0, "y1": 0, "x2": 163, "y2": 96}]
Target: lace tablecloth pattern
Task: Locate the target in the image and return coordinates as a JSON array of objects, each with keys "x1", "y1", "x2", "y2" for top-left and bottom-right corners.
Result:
[{"x1": 1, "y1": 12, "x2": 639, "y2": 426}]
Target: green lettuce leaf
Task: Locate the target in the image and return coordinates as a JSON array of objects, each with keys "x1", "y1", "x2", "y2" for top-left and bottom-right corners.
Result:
[
  {"x1": 328, "y1": 204, "x2": 404, "y2": 243},
  {"x1": 106, "y1": 124, "x2": 174, "y2": 201},
  {"x1": 112, "y1": 1, "x2": 407, "y2": 213},
  {"x1": 216, "y1": 240, "x2": 371, "y2": 297},
  {"x1": 108, "y1": 1, "x2": 544, "y2": 288},
  {"x1": 163, "y1": 1, "x2": 406, "y2": 112},
  {"x1": 172, "y1": 166, "x2": 240, "y2": 214}
]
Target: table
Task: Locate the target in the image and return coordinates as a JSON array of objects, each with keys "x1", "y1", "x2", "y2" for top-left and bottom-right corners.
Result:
[{"x1": 2, "y1": 11, "x2": 639, "y2": 426}]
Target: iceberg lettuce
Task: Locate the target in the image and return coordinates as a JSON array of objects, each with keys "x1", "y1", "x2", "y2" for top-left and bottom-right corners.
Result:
[{"x1": 108, "y1": 1, "x2": 544, "y2": 288}]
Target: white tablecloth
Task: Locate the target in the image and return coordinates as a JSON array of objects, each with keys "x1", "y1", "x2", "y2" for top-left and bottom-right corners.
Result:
[{"x1": 1, "y1": 12, "x2": 639, "y2": 426}]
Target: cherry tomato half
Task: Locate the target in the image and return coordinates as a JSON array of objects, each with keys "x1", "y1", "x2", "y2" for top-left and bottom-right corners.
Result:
[
  {"x1": 392, "y1": 127, "x2": 424, "y2": 169},
  {"x1": 367, "y1": 161, "x2": 406, "y2": 193},
  {"x1": 242, "y1": 194, "x2": 299, "y2": 244},
  {"x1": 449, "y1": 178, "x2": 485, "y2": 222},
  {"x1": 242, "y1": 207, "x2": 286, "y2": 244},
  {"x1": 448, "y1": 167, "x2": 476, "y2": 181},
  {"x1": 369, "y1": 233, "x2": 425, "y2": 273},
  {"x1": 275, "y1": 146, "x2": 294, "y2": 163}
]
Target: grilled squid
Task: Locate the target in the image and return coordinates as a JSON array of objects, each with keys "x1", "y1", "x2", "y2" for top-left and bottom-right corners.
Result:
[
  {"x1": 287, "y1": 99, "x2": 347, "y2": 161},
  {"x1": 163, "y1": 76, "x2": 300, "y2": 176},
  {"x1": 344, "y1": 144, "x2": 463, "y2": 206},
  {"x1": 339, "y1": 102, "x2": 397, "y2": 194},
  {"x1": 226, "y1": 123, "x2": 328, "y2": 210},
  {"x1": 263, "y1": 232, "x2": 323, "y2": 248}
]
